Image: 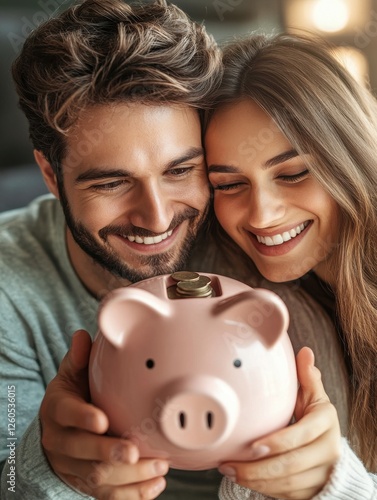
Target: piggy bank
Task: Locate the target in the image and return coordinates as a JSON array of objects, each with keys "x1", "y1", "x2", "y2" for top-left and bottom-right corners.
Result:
[{"x1": 89, "y1": 272, "x2": 297, "y2": 470}]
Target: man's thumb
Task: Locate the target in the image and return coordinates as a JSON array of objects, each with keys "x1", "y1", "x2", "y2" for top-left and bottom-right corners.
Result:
[{"x1": 63, "y1": 329, "x2": 92, "y2": 375}]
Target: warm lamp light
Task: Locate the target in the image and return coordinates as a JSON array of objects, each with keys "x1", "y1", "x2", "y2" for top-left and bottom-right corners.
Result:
[
  {"x1": 312, "y1": 0, "x2": 350, "y2": 33},
  {"x1": 284, "y1": 0, "x2": 371, "y2": 35},
  {"x1": 332, "y1": 46, "x2": 369, "y2": 85}
]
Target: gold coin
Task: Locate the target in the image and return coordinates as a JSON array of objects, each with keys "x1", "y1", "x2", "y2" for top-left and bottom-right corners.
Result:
[
  {"x1": 177, "y1": 275, "x2": 211, "y2": 291},
  {"x1": 176, "y1": 275, "x2": 212, "y2": 297},
  {"x1": 171, "y1": 271, "x2": 200, "y2": 282}
]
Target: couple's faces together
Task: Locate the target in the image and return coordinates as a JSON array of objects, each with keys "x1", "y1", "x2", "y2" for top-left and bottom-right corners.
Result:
[{"x1": 36, "y1": 100, "x2": 339, "y2": 291}]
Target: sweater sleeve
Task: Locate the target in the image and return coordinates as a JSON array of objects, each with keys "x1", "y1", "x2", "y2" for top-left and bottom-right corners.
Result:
[
  {"x1": 0, "y1": 291, "x2": 93, "y2": 499},
  {"x1": 312, "y1": 438, "x2": 377, "y2": 500},
  {"x1": 1, "y1": 416, "x2": 93, "y2": 500},
  {"x1": 218, "y1": 438, "x2": 377, "y2": 500}
]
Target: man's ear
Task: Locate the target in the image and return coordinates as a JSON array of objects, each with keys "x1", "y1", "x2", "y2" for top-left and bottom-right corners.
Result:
[{"x1": 34, "y1": 150, "x2": 60, "y2": 199}]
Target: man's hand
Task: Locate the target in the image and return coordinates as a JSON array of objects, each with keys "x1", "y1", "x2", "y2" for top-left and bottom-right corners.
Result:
[
  {"x1": 218, "y1": 347, "x2": 342, "y2": 500},
  {"x1": 40, "y1": 329, "x2": 169, "y2": 499}
]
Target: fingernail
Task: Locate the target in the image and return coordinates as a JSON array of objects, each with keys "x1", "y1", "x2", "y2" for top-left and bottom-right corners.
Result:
[
  {"x1": 150, "y1": 477, "x2": 166, "y2": 496},
  {"x1": 70, "y1": 330, "x2": 80, "y2": 346},
  {"x1": 250, "y1": 444, "x2": 270, "y2": 459},
  {"x1": 154, "y1": 460, "x2": 169, "y2": 475},
  {"x1": 110, "y1": 443, "x2": 123, "y2": 463},
  {"x1": 218, "y1": 465, "x2": 236, "y2": 479},
  {"x1": 111, "y1": 442, "x2": 138, "y2": 463},
  {"x1": 85, "y1": 413, "x2": 96, "y2": 429}
]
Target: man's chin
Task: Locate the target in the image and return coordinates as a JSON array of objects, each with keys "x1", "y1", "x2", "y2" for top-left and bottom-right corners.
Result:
[{"x1": 116, "y1": 253, "x2": 191, "y2": 284}]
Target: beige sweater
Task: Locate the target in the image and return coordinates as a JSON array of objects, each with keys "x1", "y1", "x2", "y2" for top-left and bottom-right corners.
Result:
[{"x1": 191, "y1": 238, "x2": 376, "y2": 500}]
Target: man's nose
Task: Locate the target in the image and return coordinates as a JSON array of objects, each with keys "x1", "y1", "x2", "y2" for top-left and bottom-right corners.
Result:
[
  {"x1": 127, "y1": 182, "x2": 173, "y2": 233},
  {"x1": 247, "y1": 186, "x2": 286, "y2": 229}
]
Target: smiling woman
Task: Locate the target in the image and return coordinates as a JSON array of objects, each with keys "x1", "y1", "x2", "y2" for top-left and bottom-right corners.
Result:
[
  {"x1": 205, "y1": 32, "x2": 377, "y2": 499},
  {"x1": 206, "y1": 98, "x2": 340, "y2": 284}
]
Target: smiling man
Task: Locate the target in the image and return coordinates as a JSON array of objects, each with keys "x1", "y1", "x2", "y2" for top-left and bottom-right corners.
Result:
[
  {"x1": 0, "y1": 1, "x2": 223, "y2": 498},
  {"x1": 36, "y1": 103, "x2": 210, "y2": 293}
]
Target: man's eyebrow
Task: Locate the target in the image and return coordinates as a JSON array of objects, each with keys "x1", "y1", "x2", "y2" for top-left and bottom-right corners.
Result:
[
  {"x1": 75, "y1": 168, "x2": 131, "y2": 184},
  {"x1": 263, "y1": 149, "x2": 299, "y2": 168},
  {"x1": 74, "y1": 147, "x2": 205, "y2": 184},
  {"x1": 165, "y1": 147, "x2": 205, "y2": 169}
]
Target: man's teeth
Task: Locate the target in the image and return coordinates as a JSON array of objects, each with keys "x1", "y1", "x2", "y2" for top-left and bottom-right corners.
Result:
[
  {"x1": 256, "y1": 222, "x2": 309, "y2": 246},
  {"x1": 125, "y1": 229, "x2": 173, "y2": 245}
]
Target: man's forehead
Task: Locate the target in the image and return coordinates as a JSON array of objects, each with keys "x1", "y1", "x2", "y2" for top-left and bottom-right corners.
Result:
[
  {"x1": 70, "y1": 102, "x2": 200, "y2": 129},
  {"x1": 62, "y1": 102, "x2": 203, "y2": 175}
]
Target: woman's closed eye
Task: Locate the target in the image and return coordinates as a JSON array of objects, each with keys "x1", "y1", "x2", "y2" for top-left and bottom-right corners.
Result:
[
  {"x1": 278, "y1": 169, "x2": 309, "y2": 183},
  {"x1": 211, "y1": 181, "x2": 245, "y2": 191}
]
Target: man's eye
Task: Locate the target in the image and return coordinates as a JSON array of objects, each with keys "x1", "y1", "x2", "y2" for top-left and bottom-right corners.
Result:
[
  {"x1": 92, "y1": 180, "x2": 126, "y2": 191},
  {"x1": 278, "y1": 170, "x2": 309, "y2": 183},
  {"x1": 169, "y1": 167, "x2": 193, "y2": 176}
]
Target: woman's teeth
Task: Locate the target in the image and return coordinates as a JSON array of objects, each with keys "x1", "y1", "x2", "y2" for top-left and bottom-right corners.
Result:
[
  {"x1": 256, "y1": 222, "x2": 309, "y2": 246},
  {"x1": 124, "y1": 229, "x2": 173, "y2": 245}
]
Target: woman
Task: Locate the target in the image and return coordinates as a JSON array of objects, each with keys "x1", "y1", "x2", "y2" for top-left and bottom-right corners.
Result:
[{"x1": 205, "y1": 33, "x2": 377, "y2": 499}]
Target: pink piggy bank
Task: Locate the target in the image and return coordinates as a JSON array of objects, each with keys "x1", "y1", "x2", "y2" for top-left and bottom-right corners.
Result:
[{"x1": 89, "y1": 272, "x2": 297, "y2": 470}]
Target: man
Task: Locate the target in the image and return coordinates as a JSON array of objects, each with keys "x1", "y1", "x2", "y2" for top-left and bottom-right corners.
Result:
[
  {"x1": 0, "y1": 1, "x2": 349, "y2": 499},
  {"x1": 0, "y1": 1, "x2": 224, "y2": 498}
]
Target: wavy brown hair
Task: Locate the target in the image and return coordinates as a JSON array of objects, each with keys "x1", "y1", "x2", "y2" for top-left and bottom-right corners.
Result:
[
  {"x1": 12, "y1": 0, "x2": 222, "y2": 174},
  {"x1": 207, "y1": 33, "x2": 377, "y2": 470}
]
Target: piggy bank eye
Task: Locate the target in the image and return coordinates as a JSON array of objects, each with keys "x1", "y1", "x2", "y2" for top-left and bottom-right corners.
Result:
[
  {"x1": 146, "y1": 359, "x2": 155, "y2": 369},
  {"x1": 233, "y1": 359, "x2": 242, "y2": 368}
]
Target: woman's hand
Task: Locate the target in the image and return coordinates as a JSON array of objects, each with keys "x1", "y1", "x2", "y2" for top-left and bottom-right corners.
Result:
[{"x1": 218, "y1": 347, "x2": 342, "y2": 500}]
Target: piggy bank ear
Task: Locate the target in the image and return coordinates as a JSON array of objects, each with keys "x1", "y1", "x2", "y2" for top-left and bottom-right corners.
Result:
[
  {"x1": 98, "y1": 288, "x2": 171, "y2": 348},
  {"x1": 213, "y1": 288, "x2": 289, "y2": 347}
]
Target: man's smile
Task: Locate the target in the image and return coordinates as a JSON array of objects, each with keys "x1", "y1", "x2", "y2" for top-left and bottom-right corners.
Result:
[{"x1": 121, "y1": 229, "x2": 174, "y2": 245}]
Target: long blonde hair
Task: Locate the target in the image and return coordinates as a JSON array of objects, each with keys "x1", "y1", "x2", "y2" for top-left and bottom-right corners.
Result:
[{"x1": 208, "y1": 33, "x2": 377, "y2": 470}]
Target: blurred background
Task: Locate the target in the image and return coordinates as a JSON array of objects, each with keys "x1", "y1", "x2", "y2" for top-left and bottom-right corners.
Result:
[{"x1": 1, "y1": 0, "x2": 376, "y2": 210}]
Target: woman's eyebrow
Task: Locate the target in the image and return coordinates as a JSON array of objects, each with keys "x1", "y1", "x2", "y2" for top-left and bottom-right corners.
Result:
[
  {"x1": 207, "y1": 164, "x2": 240, "y2": 174},
  {"x1": 207, "y1": 149, "x2": 299, "y2": 174},
  {"x1": 263, "y1": 149, "x2": 299, "y2": 169}
]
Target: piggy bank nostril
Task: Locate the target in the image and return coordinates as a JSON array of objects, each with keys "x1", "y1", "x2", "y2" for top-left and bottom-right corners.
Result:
[
  {"x1": 179, "y1": 412, "x2": 186, "y2": 428},
  {"x1": 206, "y1": 411, "x2": 214, "y2": 429},
  {"x1": 145, "y1": 359, "x2": 155, "y2": 369}
]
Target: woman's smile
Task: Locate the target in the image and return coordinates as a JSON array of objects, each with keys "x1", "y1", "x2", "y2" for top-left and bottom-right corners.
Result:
[{"x1": 205, "y1": 99, "x2": 340, "y2": 283}]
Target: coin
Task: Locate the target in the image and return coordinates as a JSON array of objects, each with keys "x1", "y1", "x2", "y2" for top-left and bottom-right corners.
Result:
[
  {"x1": 176, "y1": 275, "x2": 212, "y2": 297},
  {"x1": 171, "y1": 271, "x2": 200, "y2": 282}
]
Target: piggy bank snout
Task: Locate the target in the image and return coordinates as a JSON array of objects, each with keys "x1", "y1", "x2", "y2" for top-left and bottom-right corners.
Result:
[{"x1": 159, "y1": 376, "x2": 239, "y2": 450}]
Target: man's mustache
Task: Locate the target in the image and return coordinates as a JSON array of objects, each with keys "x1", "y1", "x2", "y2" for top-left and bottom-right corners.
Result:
[{"x1": 98, "y1": 207, "x2": 200, "y2": 240}]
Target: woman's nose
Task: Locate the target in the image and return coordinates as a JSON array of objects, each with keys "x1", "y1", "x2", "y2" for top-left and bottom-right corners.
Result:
[{"x1": 247, "y1": 186, "x2": 286, "y2": 229}]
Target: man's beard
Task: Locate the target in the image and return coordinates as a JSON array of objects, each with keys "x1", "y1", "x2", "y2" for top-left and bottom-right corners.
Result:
[{"x1": 58, "y1": 180, "x2": 209, "y2": 283}]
